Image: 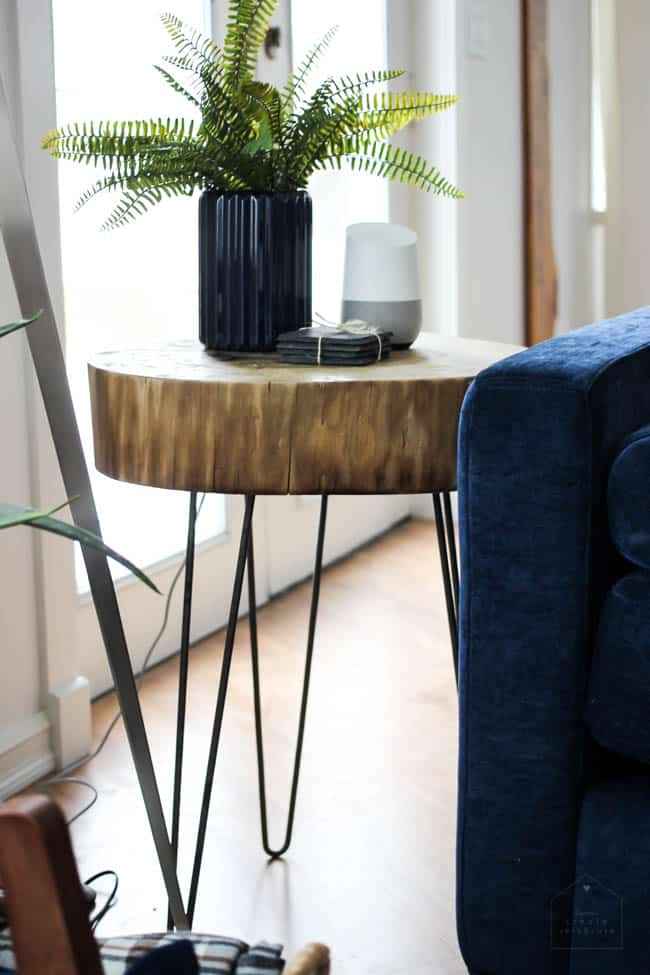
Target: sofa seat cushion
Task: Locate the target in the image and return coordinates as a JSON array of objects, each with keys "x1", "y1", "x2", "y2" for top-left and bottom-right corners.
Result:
[
  {"x1": 608, "y1": 424, "x2": 650, "y2": 569},
  {"x1": 586, "y1": 571, "x2": 650, "y2": 765},
  {"x1": 569, "y1": 775, "x2": 650, "y2": 974},
  {"x1": 0, "y1": 931, "x2": 284, "y2": 975}
]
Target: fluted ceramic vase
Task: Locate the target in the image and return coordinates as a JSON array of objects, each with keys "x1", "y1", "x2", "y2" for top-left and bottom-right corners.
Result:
[{"x1": 199, "y1": 190, "x2": 312, "y2": 353}]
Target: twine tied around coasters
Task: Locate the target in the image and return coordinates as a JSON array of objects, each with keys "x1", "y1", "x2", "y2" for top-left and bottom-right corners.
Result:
[{"x1": 301, "y1": 312, "x2": 384, "y2": 365}]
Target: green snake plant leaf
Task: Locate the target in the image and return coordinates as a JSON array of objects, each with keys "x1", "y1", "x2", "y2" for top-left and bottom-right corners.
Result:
[
  {"x1": 0, "y1": 313, "x2": 158, "y2": 594},
  {"x1": 0, "y1": 310, "x2": 43, "y2": 339},
  {"x1": 0, "y1": 502, "x2": 160, "y2": 593}
]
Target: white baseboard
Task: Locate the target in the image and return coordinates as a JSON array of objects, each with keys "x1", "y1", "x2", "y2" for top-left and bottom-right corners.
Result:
[
  {"x1": 410, "y1": 495, "x2": 434, "y2": 520},
  {"x1": 409, "y1": 494, "x2": 459, "y2": 522},
  {"x1": 0, "y1": 711, "x2": 55, "y2": 799},
  {"x1": 48, "y1": 676, "x2": 91, "y2": 769}
]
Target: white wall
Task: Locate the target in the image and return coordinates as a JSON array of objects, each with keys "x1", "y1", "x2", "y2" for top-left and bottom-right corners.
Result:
[
  {"x1": 453, "y1": 0, "x2": 592, "y2": 345},
  {"x1": 455, "y1": 0, "x2": 524, "y2": 346},
  {"x1": 0, "y1": 259, "x2": 41, "y2": 728},
  {"x1": 609, "y1": 0, "x2": 650, "y2": 314},
  {"x1": 0, "y1": 2, "x2": 41, "y2": 726},
  {"x1": 405, "y1": 1, "x2": 592, "y2": 521},
  {"x1": 0, "y1": 0, "x2": 85, "y2": 789},
  {"x1": 548, "y1": 0, "x2": 592, "y2": 334},
  {"x1": 0, "y1": 0, "x2": 56, "y2": 789},
  {"x1": 387, "y1": 0, "x2": 458, "y2": 337}
]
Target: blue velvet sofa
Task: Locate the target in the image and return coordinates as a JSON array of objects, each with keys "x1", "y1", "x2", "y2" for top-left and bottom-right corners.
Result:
[{"x1": 456, "y1": 309, "x2": 650, "y2": 975}]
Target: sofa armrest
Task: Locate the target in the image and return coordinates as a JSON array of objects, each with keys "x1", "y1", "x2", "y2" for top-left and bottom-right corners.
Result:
[{"x1": 456, "y1": 308, "x2": 650, "y2": 975}]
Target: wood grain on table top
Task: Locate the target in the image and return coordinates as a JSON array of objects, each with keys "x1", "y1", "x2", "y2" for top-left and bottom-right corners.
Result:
[{"x1": 89, "y1": 333, "x2": 524, "y2": 496}]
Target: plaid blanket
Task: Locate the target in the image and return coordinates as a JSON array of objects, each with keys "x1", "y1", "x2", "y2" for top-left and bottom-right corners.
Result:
[{"x1": 0, "y1": 931, "x2": 285, "y2": 975}]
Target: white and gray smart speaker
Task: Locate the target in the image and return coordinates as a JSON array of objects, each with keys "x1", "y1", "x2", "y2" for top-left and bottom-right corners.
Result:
[{"x1": 342, "y1": 222, "x2": 422, "y2": 348}]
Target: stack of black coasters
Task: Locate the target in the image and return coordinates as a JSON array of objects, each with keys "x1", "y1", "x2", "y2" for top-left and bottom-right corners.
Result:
[{"x1": 276, "y1": 326, "x2": 392, "y2": 366}]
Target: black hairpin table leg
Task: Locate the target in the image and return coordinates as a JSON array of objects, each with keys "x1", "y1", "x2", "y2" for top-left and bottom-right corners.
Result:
[
  {"x1": 171, "y1": 491, "x2": 457, "y2": 924},
  {"x1": 167, "y1": 491, "x2": 198, "y2": 931},
  {"x1": 187, "y1": 495, "x2": 256, "y2": 927},
  {"x1": 433, "y1": 493, "x2": 459, "y2": 685},
  {"x1": 247, "y1": 495, "x2": 328, "y2": 859}
]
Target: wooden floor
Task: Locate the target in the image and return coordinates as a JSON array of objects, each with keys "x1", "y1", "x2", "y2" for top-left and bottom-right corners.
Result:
[{"x1": 45, "y1": 520, "x2": 463, "y2": 975}]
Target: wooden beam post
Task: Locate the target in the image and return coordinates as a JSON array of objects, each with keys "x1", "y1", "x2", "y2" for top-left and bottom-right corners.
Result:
[{"x1": 522, "y1": 0, "x2": 558, "y2": 345}]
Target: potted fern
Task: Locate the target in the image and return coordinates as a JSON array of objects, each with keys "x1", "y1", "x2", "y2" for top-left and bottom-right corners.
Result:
[{"x1": 43, "y1": 2, "x2": 462, "y2": 354}]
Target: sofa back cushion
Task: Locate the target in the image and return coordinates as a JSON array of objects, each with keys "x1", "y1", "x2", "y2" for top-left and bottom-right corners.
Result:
[
  {"x1": 585, "y1": 427, "x2": 650, "y2": 766},
  {"x1": 608, "y1": 424, "x2": 650, "y2": 569},
  {"x1": 585, "y1": 570, "x2": 650, "y2": 765}
]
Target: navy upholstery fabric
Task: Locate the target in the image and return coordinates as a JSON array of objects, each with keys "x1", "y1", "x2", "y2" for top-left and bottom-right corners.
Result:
[
  {"x1": 457, "y1": 308, "x2": 650, "y2": 975},
  {"x1": 607, "y1": 424, "x2": 650, "y2": 568},
  {"x1": 568, "y1": 776, "x2": 650, "y2": 974},
  {"x1": 125, "y1": 941, "x2": 198, "y2": 975},
  {"x1": 585, "y1": 572, "x2": 650, "y2": 765}
]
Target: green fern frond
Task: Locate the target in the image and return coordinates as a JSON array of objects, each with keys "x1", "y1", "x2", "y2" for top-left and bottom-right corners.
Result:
[
  {"x1": 352, "y1": 91, "x2": 458, "y2": 141},
  {"x1": 44, "y1": 10, "x2": 462, "y2": 225},
  {"x1": 285, "y1": 70, "x2": 405, "y2": 141},
  {"x1": 283, "y1": 25, "x2": 340, "y2": 107},
  {"x1": 237, "y1": 81, "x2": 284, "y2": 155},
  {"x1": 73, "y1": 142, "x2": 238, "y2": 211},
  {"x1": 43, "y1": 118, "x2": 197, "y2": 168},
  {"x1": 161, "y1": 51, "x2": 226, "y2": 99},
  {"x1": 74, "y1": 175, "x2": 133, "y2": 211},
  {"x1": 75, "y1": 172, "x2": 197, "y2": 213},
  {"x1": 238, "y1": 81, "x2": 280, "y2": 123},
  {"x1": 161, "y1": 12, "x2": 220, "y2": 68},
  {"x1": 286, "y1": 95, "x2": 360, "y2": 185},
  {"x1": 160, "y1": 16, "x2": 228, "y2": 107},
  {"x1": 317, "y1": 138, "x2": 464, "y2": 197},
  {"x1": 286, "y1": 70, "x2": 403, "y2": 130},
  {"x1": 328, "y1": 69, "x2": 405, "y2": 101},
  {"x1": 160, "y1": 32, "x2": 256, "y2": 149},
  {"x1": 223, "y1": 0, "x2": 278, "y2": 90},
  {"x1": 101, "y1": 179, "x2": 199, "y2": 231},
  {"x1": 363, "y1": 90, "x2": 458, "y2": 121},
  {"x1": 199, "y1": 86, "x2": 257, "y2": 150},
  {"x1": 153, "y1": 65, "x2": 200, "y2": 107}
]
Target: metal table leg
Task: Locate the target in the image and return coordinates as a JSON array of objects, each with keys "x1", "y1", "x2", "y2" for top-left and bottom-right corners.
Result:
[
  {"x1": 433, "y1": 492, "x2": 459, "y2": 684},
  {"x1": 248, "y1": 496, "x2": 328, "y2": 859},
  {"x1": 169, "y1": 491, "x2": 456, "y2": 923},
  {"x1": 187, "y1": 495, "x2": 256, "y2": 927},
  {"x1": 167, "y1": 492, "x2": 198, "y2": 930},
  {"x1": 173, "y1": 494, "x2": 327, "y2": 923}
]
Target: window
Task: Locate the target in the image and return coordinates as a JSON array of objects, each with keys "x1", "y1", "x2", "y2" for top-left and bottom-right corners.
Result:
[
  {"x1": 291, "y1": 0, "x2": 389, "y2": 321},
  {"x1": 590, "y1": 0, "x2": 612, "y2": 321},
  {"x1": 51, "y1": 0, "x2": 225, "y2": 590}
]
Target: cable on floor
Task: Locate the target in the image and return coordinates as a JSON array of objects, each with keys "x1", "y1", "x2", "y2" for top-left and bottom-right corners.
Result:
[{"x1": 85, "y1": 870, "x2": 119, "y2": 931}]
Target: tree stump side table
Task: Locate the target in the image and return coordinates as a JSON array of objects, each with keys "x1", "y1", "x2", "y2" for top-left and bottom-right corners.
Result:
[{"x1": 88, "y1": 332, "x2": 523, "y2": 927}]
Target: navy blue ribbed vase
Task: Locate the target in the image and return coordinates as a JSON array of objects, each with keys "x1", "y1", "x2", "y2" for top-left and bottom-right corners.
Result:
[{"x1": 199, "y1": 190, "x2": 312, "y2": 353}]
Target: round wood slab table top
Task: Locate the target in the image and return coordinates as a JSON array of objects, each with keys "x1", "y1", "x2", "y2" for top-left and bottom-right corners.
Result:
[{"x1": 88, "y1": 333, "x2": 524, "y2": 495}]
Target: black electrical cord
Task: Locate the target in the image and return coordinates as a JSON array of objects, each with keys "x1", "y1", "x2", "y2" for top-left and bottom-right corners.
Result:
[{"x1": 85, "y1": 870, "x2": 119, "y2": 931}]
